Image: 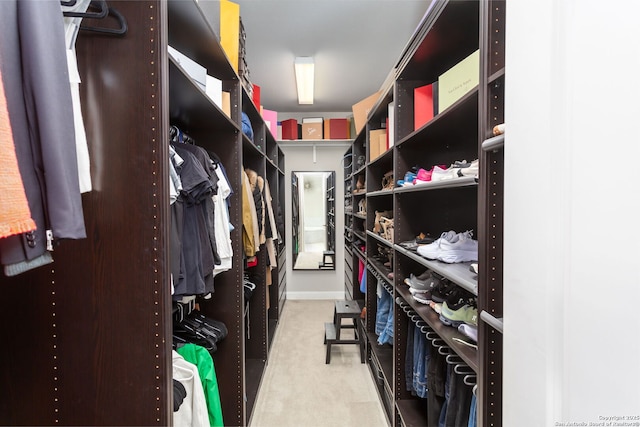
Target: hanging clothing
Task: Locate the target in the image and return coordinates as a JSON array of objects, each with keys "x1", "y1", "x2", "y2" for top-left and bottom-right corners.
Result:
[
  {"x1": 0, "y1": 67, "x2": 36, "y2": 239},
  {"x1": 172, "y1": 350, "x2": 209, "y2": 427},
  {"x1": 241, "y1": 169, "x2": 258, "y2": 257},
  {"x1": 212, "y1": 162, "x2": 233, "y2": 276},
  {"x1": 172, "y1": 145, "x2": 213, "y2": 299},
  {"x1": 176, "y1": 343, "x2": 224, "y2": 427},
  {"x1": 245, "y1": 169, "x2": 265, "y2": 246},
  {"x1": 263, "y1": 179, "x2": 278, "y2": 269},
  {"x1": 0, "y1": 0, "x2": 86, "y2": 275},
  {"x1": 174, "y1": 143, "x2": 221, "y2": 268},
  {"x1": 61, "y1": 0, "x2": 92, "y2": 193}
]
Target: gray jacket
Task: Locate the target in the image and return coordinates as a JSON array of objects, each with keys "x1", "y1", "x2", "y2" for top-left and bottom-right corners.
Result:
[{"x1": 0, "y1": 0, "x2": 86, "y2": 272}]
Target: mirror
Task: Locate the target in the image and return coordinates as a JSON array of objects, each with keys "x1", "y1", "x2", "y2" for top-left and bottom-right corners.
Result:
[{"x1": 292, "y1": 171, "x2": 336, "y2": 270}]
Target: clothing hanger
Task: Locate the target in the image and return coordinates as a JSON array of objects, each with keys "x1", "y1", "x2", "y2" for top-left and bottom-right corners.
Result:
[
  {"x1": 80, "y1": 7, "x2": 128, "y2": 37},
  {"x1": 170, "y1": 125, "x2": 195, "y2": 145},
  {"x1": 63, "y1": 0, "x2": 107, "y2": 18},
  {"x1": 60, "y1": 0, "x2": 78, "y2": 6}
]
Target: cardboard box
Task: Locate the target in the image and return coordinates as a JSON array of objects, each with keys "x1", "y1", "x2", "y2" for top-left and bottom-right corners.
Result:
[
  {"x1": 325, "y1": 118, "x2": 349, "y2": 139},
  {"x1": 281, "y1": 118, "x2": 298, "y2": 140},
  {"x1": 221, "y1": 91, "x2": 231, "y2": 118},
  {"x1": 369, "y1": 129, "x2": 386, "y2": 161},
  {"x1": 262, "y1": 109, "x2": 278, "y2": 139},
  {"x1": 352, "y1": 91, "x2": 381, "y2": 135},
  {"x1": 414, "y1": 83, "x2": 435, "y2": 130},
  {"x1": 378, "y1": 133, "x2": 387, "y2": 156},
  {"x1": 220, "y1": 0, "x2": 240, "y2": 72},
  {"x1": 438, "y1": 49, "x2": 479, "y2": 112},
  {"x1": 205, "y1": 75, "x2": 222, "y2": 109},
  {"x1": 302, "y1": 123, "x2": 323, "y2": 139},
  {"x1": 168, "y1": 45, "x2": 207, "y2": 91}
]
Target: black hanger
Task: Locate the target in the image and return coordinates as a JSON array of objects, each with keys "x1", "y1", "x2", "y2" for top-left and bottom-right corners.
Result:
[
  {"x1": 63, "y1": 0, "x2": 108, "y2": 18},
  {"x1": 60, "y1": 0, "x2": 78, "y2": 7},
  {"x1": 170, "y1": 125, "x2": 195, "y2": 145},
  {"x1": 80, "y1": 7, "x2": 128, "y2": 36}
]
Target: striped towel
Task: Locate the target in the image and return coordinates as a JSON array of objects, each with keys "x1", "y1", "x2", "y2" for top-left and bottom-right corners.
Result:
[{"x1": 0, "y1": 68, "x2": 36, "y2": 239}]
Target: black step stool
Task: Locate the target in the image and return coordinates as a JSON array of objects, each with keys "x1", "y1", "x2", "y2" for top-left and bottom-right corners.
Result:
[
  {"x1": 319, "y1": 250, "x2": 335, "y2": 269},
  {"x1": 324, "y1": 300, "x2": 365, "y2": 364}
]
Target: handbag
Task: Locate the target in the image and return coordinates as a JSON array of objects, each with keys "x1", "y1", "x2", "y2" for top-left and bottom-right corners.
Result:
[
  {"x1": 381, "y1": 170, "x2": 394, "y2": 191},
  {"x1": 373, "y1": 210, "x2": 393, "y2": 234},
  {"x1": 379, "y1": 216, "x2": 394, "y2": 243}
]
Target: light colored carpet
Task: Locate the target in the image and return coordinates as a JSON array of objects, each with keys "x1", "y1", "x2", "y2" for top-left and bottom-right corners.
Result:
[{"x1": 249, "y1": 300, "x2": 388, "y2": 427}]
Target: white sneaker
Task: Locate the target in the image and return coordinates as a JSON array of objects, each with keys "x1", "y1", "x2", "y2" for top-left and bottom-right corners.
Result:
[
  {"x1": 416, "y1": 230, "x2": 458, "y2": 259},
  {"x1": 453, "y1": 159, "x2": 479, "y2": 178},
  {"x1": 430, "y1": 165, "x2": 455, "y2": 182},
  {"x1": 437, "y1": 230, "x2": 478, "y2": 263}
]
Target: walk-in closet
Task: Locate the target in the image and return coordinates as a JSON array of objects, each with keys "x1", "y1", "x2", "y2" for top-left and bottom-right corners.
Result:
[{"x1": 1, "y1": 0, "x2": 639, "y2": 426}]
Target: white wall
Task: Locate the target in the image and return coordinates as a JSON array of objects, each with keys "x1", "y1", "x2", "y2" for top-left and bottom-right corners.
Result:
[
  {"x1": 504, "y1": 1, "x2": 640, "y2": 425},
  {"x1": 282, "y1": 142, "x2": 351, "y2": 299}
]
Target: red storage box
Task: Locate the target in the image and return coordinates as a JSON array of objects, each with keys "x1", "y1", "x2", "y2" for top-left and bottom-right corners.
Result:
[{"x1": 281, "y1": 118, "x2": 298, "y2": 140}]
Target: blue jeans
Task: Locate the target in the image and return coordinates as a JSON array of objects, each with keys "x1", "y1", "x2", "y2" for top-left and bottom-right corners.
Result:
[
  {"x1": 405, "y1": 322, "x2": 414, "y2": 392},
  {"x1": 375, "y1": 280, "x2": 390, "y2": 337},
  {"x1": 468, "y1": 393, "x2": 477, "y2": 427},
  {"x1": 412, "y1": 325, "x2": 428, "y2": 398},
  {"x1": 375, "y1": 282, "x2": 393, "y2": 345}
]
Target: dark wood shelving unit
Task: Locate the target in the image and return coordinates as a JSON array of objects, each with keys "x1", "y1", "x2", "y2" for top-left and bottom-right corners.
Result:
[
  {"x1": 0, "y1": 1, "x2": 287, "y2": 425},
  {"x1": 341, "y1": 0, "x2": 505, "y2": 425}
]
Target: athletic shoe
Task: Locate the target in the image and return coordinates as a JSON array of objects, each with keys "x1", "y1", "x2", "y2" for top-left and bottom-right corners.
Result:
[
  {"x1": 458, "y1": 324, "x2": 478, "y2": 342},
  {"x1": 416, "y1": 230, "x2": 458, "y2": 260},
  {"x1": 430, "y1": 302, "x2": 442, "y2": 314},
  {"x1": 430, "y1": 165, "x2": 455, "y2": 182},
  {"x1": 430, "y1": 281, "x2": 457, "y2": 303},
  {"x1": 397, "y1": 171, "x2": 417, "y2": 187},
  {"x1": 452, "y1": 159, "x2": 479, "y2": 178},
  {"x1": 437, "y1": 230, "x2": 478, "y2": 263},
  {"x1": 439, "y1": 302, "x2": 478, "y2": 327},
  {"x1": 403, "y1": 270, "x2": 439, "y2": 290},
  {"x1": 412, "y1": 293, "x2": 431, "y2": 305}
]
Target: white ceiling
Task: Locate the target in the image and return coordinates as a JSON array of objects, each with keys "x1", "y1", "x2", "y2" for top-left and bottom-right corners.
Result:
[{"x1": 234, "y1": 0, "x2": 431, "y2": 113}]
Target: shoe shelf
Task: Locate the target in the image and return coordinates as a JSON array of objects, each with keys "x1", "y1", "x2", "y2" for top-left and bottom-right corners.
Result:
[
  {"x1": 337, "y1": 0, "x2": 505, "y2": 424},
  {"x1": 394, "y1": 176, "x2": 478, "y2": 194},
  {"x1": 353, "y1": 212, "x2": 367, "y2": 221},
  {"x1": 353, "y1": 245, "x2": 367, "y2": 263},
  {"x1": 367, "y1": 259, "x2": 392, "y2": 287},
  {"x1": 367, "y1": 230, "x2": 393, "y2": 248},
  {"x1": 396, "y1": 287, "x2": 478, "y2": 373},
  {"x1": 352, "y1": 230, "x2": 367, "y2": 242},
  {"x1": 395, "y1": 244, "x2": 478, "y2": 296},
  {"x1": 367, "y1": 188, "x2": 394, "y2": 197}
]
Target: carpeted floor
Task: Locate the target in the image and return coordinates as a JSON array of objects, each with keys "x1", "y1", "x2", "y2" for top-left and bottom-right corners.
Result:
[{"x1": 249, "y1": 299, "x2": 388, "y2": 427}]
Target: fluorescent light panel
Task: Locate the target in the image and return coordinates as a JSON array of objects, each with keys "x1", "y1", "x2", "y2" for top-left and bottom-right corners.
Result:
[{"x1": 294, "y1": 57, "x2": 314, "y2": 105}]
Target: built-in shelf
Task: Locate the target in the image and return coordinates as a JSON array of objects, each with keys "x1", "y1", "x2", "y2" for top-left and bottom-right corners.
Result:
[
  {"x1": 395, "y1": 245, "x2": 478, "y2": 295},
  {"x1": 277, "y1": 139, "x2": 353, "y2": 147}
]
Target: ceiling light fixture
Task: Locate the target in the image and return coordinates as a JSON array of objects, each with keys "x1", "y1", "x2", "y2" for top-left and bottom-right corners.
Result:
[{"x1": 294, "y1": 57, "x2": 314, "y2": 105}]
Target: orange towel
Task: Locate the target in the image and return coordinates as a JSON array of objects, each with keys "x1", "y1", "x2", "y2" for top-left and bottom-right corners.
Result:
[{"x1": 0, "y1": 68, "x2": 36, "y2": 238}]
